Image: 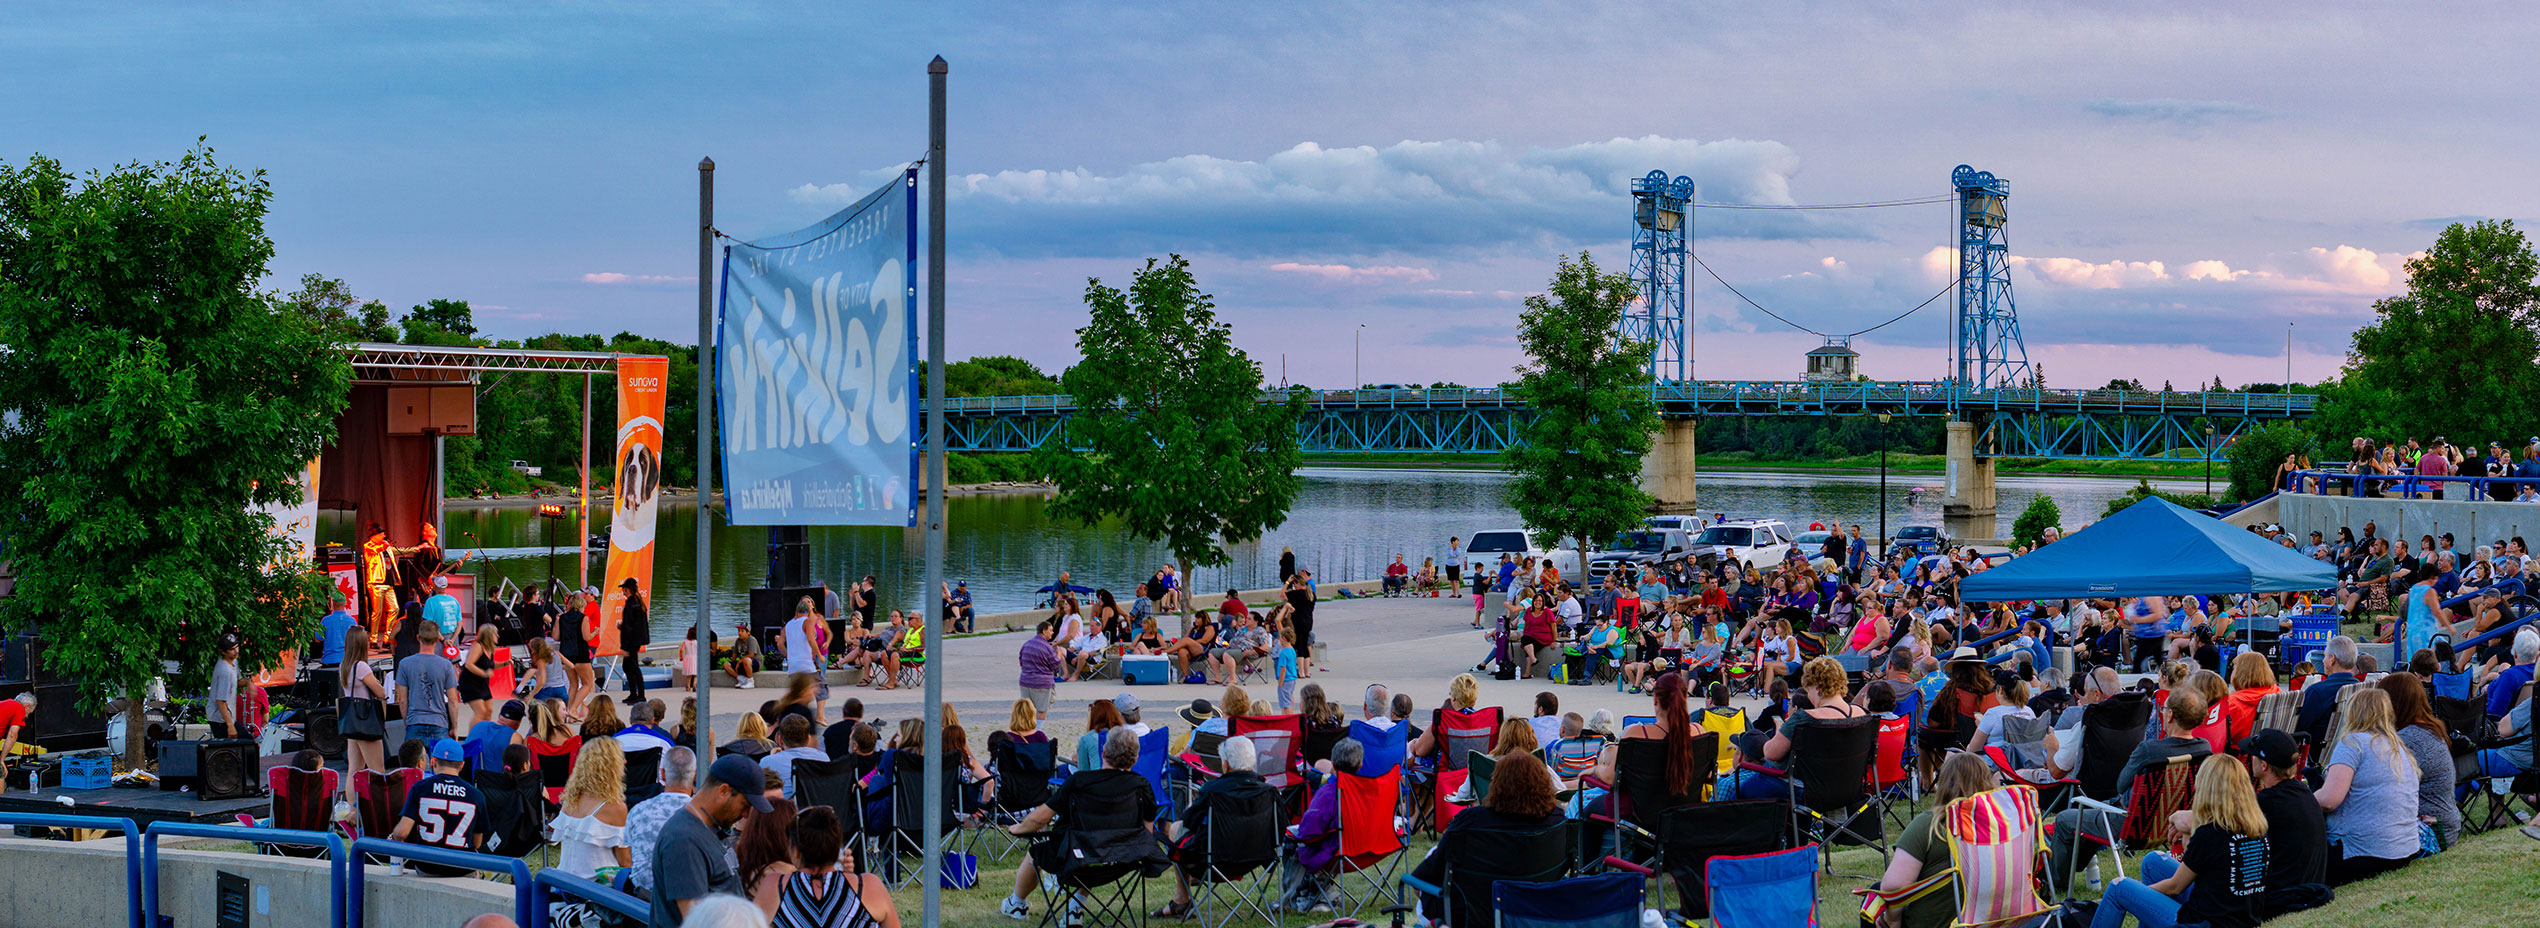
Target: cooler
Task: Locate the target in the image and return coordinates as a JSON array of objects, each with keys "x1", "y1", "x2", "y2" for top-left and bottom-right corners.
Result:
[{"x1": 1119, "y1": 654, "x2": 1172, "y2": 685}]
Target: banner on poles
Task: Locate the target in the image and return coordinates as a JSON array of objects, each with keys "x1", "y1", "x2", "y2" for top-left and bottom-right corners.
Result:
[
  {"x1": 716, "y1": 169, "x2": 919, "y2": 526},
  {"x1": 598, "y1": 356, "x2": 669, "y2": 657}
]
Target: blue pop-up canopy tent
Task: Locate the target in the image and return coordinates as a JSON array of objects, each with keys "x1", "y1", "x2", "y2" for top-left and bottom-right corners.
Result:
[{"x1": 1959, "y1": 497, "x2": 2337, "y2": 601}]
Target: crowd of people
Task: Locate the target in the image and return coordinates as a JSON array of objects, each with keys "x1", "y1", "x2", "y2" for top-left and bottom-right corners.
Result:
[
  {"x1": 2276, "y1": 435, "x2": 2540, "y2": 500},
  {"x1": 1015, "y1": 566, "x2": 1323, "y2": 713}
]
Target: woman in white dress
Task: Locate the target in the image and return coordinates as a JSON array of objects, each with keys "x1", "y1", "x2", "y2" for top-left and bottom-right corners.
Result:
[{"x1": 552, "y1": 737, "x2": 631, "y2": 882}]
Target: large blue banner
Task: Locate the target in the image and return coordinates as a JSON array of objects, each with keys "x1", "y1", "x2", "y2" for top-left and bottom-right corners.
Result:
[{"x1": 716, "y1": 170, "x2": 918, "y2": 526}]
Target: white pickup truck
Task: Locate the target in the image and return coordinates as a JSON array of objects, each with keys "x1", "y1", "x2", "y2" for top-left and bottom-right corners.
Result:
[{"x1": 509, "y1": 460, "x2": 543, "y2": 478}]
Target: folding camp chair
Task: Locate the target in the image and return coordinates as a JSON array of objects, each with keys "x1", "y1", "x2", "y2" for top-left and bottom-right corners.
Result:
[
  {"x1": 2249, "y1": 690, "x2": 2300, "y2": 742},
  {"x1": 1134, "y1": 727, "x2": 1177, "y2": 823},
  {"x1": 1180, "y1": 780, "x2": 1283, "y2": 928},
  {"x1": 981, "y1": 739, "x2": 1058, "y2": 861},
  {"x1": 1025, "y1": 777, "x2": 1171, "y2": 928},
  {"x1": 2431, "y1": 669, "x2": 2476, "y2": 702},
  {"x1": 1390, "y1": 818, "x2": 1575, "y2": 928},
  {"x1": 1858, "y1": 784, "x2": 2054, "y2": 928},
  {"x1": 1302, "y1": 725, "x2": 1348, "y2": 770},
  {"x1": 1493, "y1": 871, "x2": 1643, "y2": 928},
  {"x1": 1346, "y1": 719, "x2": 1409, "y2": 775},
  {"x1": 525, "y1": 735, "x2": 579, "y2": 806},
  {"x1": 2065, "y1": 755, "x2": 2195, "y2": 896},
  {"x1": 791, "y1": 756, "x2": 870, "y2": 865},
  {"x1": 1460, "y1": 751, "x2": 1497, "y2": 804},
  {"x1": 1698, "y1": 705, "x2": 1748, "y2": 776},
  {"x1": 623, "y1": 746, "x2": 664, "y2": 806},
  {"x1": 1736, "y1": 713, "x2": 1883, "y2": 872},
  {"x1": 1430, "y1": 706, "x2": 1501, "y2": 830},
  {"x1": 470, "y1": 768, "x2": 547, "y2": 861},
  {"x1": 1583, "y1": 733, "x2": 1719, "y2": 870},
  {"x1": 1546, "y1": 735, "x2": 1605, "y2": 781},
  {"x1": 2070, "y1": 693, "x2": 2153, "y2": 806},
  {"x1": 1328, "y1": 767, "x2": 1409, "y2": 918},
  {"x1": 1232, "y1": 714, "x2": 1307, "y2": 791},
  {"x1": 1869, "y1": 711, "x2": 1920, "y2": 829},
  {"x1": 883, "y1": 750, "x2": 973, "y2": 888},
  {"x1": 1602, "y1": 797, "x2": 1794, "y2": 921},
  {"x1": 1704, "y1": 844, "x2": 1821, "y2": 928},
  {"x1": 252, "y1": 766, "x2": 338, "y2": 857},
  {"x1": 352, "y1": 768, "x2": 424, "y2": 863}
]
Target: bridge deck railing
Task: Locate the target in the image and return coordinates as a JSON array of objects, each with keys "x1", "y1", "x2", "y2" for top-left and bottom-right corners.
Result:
[{"x1": 932, "y1": 382, "x2": 2315, "y2": 415}]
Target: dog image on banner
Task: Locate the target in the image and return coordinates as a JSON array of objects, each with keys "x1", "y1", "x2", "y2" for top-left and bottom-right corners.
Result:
[{"x1": 598, "y1": 357, "x2": 668, "y2": 657}]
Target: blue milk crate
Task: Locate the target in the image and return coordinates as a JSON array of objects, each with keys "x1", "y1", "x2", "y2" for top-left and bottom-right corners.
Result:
[
  {"x1": 2282, "y1": 610, "x2": 2341, "y2": 668},
  {"x1": 61, "y1": 753, "x2": 113, "y2": 790}
]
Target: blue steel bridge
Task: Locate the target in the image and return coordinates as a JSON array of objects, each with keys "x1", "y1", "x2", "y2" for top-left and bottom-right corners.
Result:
[
  {"x1": 927, "y1": 165, "x2": 2318, "y2": 465},
  {"x1": 931, "y1": 380, "x2": 2317, "y2": 461}
]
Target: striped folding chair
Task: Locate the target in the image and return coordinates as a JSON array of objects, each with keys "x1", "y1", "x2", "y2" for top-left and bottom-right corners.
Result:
[{"x1": 1857, "y1": 784, "x2": 2054, "y2": 928}]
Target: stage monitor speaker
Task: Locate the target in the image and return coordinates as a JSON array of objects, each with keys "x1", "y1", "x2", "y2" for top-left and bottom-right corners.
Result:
[
  {"x1": 302, "y1": 708, "x2": 345, "y2": 759},
  {"x1": 158, "y1": 739, "x2": 203, "y2": 791},
  {"x1": 197, "y1": 739, "x2": 258, "y2": 801},
  {"x1": 749, "y1": 584, "x2": 830, "y2": 644},
  {"x1": 767, "y1": 526, "x2": 810, "y2": 589},
  {"x1": 5, "y1": 634, "x2": 113, "y2": 748}
]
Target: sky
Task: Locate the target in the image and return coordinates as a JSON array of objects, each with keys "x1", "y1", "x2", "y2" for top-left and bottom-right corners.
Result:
[{"x1": 12, "y1": 1, "x2": 2540, "y2": 390}]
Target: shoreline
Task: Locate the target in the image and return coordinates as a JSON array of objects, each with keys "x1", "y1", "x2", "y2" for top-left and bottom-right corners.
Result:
[
  {"x1": 439, "y1": 481, "x2": 1055, "y2": 512},
  {"x1": 1297, "y1": 457, "x2": 2200, "y2": 480}
]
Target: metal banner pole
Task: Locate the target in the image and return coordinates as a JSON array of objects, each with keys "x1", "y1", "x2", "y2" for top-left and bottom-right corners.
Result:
[
  {"x1": 695, "y1": 156, "x2": 717, "y2": 781},
  {"x1": 920, "y1": 54, "x2": 950, "y2": 928},
  {"x1": 579, "y1": 372, "x2": 592, "y2": 590}
]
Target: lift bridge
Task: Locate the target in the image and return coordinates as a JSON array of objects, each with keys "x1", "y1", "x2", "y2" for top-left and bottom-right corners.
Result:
[{"x1": 926, "y1": 165, "x2": 2316, "y2": 533}]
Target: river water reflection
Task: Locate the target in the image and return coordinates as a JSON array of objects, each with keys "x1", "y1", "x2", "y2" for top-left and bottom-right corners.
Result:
[{"x1": 386, "y1": 467, "x2": 2196, "y2": 641}]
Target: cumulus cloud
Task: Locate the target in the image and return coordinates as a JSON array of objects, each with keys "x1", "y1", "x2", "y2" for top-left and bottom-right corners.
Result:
[
  {"x1": 789, "y1": 135, "x2": 1849, "y2": 259},
  {"x1": 2010, "y1": 256, "x2": 2170, "y2": 289},
  {"x1": 2082, "y1": 98, "x2": 2268, "y2": 127},
  {"x1": 582, "y1": 272, "x2": 695, "y2": 285},
  {"x1": 1268, "y1": 262, "x2": 1437, "y2": 283}
]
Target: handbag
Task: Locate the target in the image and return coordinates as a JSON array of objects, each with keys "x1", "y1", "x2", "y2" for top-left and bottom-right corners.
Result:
[
  {"x1": 338, "y1": 696, "x2": 386, "y2": 740},
  {"x1": 938, "y1": 850, "x2": 980, "y2": 889}
]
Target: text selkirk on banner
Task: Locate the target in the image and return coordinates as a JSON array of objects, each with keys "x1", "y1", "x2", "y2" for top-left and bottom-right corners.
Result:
[{"x1": 717, "y1": 169, "x2": 918, "y2": 526}]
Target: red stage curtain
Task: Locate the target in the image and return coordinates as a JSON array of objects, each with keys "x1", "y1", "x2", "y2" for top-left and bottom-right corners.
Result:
[{"x1": 318, "y1": 385, "x2": 438, "y2": 544}]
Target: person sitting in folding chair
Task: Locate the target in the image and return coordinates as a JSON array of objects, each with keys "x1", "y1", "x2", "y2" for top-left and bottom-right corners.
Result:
[
  {"x1": 2087, "y1": 754, "x2": 2271, "y2": 928},
  {"x1": 1405, "y1": 752, "x2": 1570, "y2": 925},
  {"x1": 1282, "y1": 737, "x2": 1362, "y2": 913},
  {"x1": 2047, "y1": 690, "x2": 2214, "y2": 882},
  {"x1": 998, "y1": 728, "x2": 1166, "y2": 923},
  {"x1": 1154, "y1": 735, "x2": 1282, "y2": 920},
  {"x1": 1872, "y1": 751, "x2": 2000, "y2": 928},
  {"x1": 1722, "y1": 656, "x2": 1871, "y2": 801}
]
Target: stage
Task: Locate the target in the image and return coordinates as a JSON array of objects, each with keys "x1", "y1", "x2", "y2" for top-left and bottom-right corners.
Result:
[{"x1": 0, "y1": 784, "x2": 269, "y2": 829}]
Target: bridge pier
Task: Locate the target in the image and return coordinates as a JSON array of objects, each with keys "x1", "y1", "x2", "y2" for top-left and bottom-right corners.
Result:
[
  {"x1": 1642, "y1": 418, "x2": 1699, "y2": 513},
  {"x1": 1943, "y1": 420, "x2": 1998, "y2": 543}
]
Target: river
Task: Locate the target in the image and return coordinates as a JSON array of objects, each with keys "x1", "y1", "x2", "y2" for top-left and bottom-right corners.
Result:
[{"x1": 335, "y1": 468, "x2": 2200, "y2": 641}]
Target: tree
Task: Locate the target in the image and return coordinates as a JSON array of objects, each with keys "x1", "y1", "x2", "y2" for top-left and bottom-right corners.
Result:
[
  {"x1": 935, "y1": 355, "x2": 1061, "y2": 398},
  {"x1": 0, "y1": 147, "x2": 350, "y2": 760},
  {"x1": 2317, "y1": 220, "x2": 2540, "y2": 446},
  {"x1": 1035, "y1": 256, "x2": 1306, "y2": 606},
  {"x1": 274, "y1": 273, "x2": 396, "y2": 344},
  {"x1": 2010, "y1": 494, "x2": 2062, "y2": 550},
  {"x1": 2103, "y1": 480, "x2": 2215, "y2": 517},
  {"x1": 1503, "y1": 252, "x2": 1661, "y2": 560},
  {"x1": 401, "y1": 297, "x2": 478, "y2": 343},
  {"x1": 2222, "y1": 422, "x2": 2316, "y2": 502}
]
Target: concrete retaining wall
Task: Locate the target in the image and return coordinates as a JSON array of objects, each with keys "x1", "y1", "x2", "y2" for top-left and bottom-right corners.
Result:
[
  {"x1": 2276, "y1": 493, "x2": 2540, "y2": 552},
  {"x1": 0, "y1": 835, "x2": 511, "y2": 928}
]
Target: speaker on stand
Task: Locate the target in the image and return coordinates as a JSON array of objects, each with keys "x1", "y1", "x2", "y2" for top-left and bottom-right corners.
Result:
[{"x1": 302, "y1": 709, "x2": 345, "y2": 760}]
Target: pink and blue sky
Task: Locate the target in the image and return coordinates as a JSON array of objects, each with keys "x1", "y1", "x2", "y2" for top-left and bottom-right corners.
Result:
[{"x1": 12, "y1": 2, "x2": 2537, "y2": 389}]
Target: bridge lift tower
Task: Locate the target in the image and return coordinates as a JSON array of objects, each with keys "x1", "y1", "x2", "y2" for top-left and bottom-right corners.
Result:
[
  {"x1": 1628, "y1": 170, "x2": 1700, "y2": 512},
  {"x1": 1943, "y1": 164, "x2": 2031, "y2": 541}
]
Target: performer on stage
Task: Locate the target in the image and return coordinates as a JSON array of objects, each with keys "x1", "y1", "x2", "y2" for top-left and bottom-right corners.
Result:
[
  {"x1": 0, "y1": 692, "x2": 35, "y2": 789},
  {"x1": 360, "y1": 523, "x2": 402, "y2": 636}
]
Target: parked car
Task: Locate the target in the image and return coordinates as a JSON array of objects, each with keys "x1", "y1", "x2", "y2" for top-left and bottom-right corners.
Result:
[
  {"x1": 1790, "y1": 529, "x2": 1844, "y2": 572},
  {"x1": 1644, "y1": 514, "x2": 1705, "y2": 533},
  {"x1": 1464, "y1": 528, "x2": 1581, "y2": 582},
  {"x1": 1686, "y1": 519, "x2": 1795, "y2": 573},
  {"x1": 1888, "y1": 524, "x2": 1948, "y2": 558},
  {"x1": 1587, "y1": 528, "x2": 1696, "y2": 582},
  {"x1": 509, "y1": 460, "x2": 543, "y2": 477}
]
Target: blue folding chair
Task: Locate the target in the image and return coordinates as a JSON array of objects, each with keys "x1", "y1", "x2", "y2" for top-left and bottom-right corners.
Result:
[
  {"x1": 1623, "y1": 715, "x2": 1656, "y2": 731},
  {"x1": 1493, "y1": 871, "x2": 1642, "y2": 928},
  {"x1": 1134, "y1": 727, "x2": 1175, "y2": 822},
  {"x1": 2432, "y1": 669, "x2": 2476, "y2": 702},
  {"x1": 1704, "y1": 844, "x2": 1819, "y2": 928},
  {"x1": 1349, "y1": 718, "x2": 1411, "y2": 774}
]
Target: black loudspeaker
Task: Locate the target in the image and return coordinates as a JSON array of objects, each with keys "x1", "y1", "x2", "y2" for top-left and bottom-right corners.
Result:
[
  {"x1": 767, "y1": 526, "x2": 810, "y2": 588},
  {"x1": 4, "y1": 633, "x2": 110, "y2": 749},
  {"x1": 197, "y1": 739, "x2": 258, "y2": 801},
  {"x1": 302, "y1": 708, "x2": 345, "y2": 759},
  {"x1": 749, "y1": 585, "x2": 831, "y2": 643},
  {"x1": 158, "y1": 739, "x2": 204, "y2": 791}
]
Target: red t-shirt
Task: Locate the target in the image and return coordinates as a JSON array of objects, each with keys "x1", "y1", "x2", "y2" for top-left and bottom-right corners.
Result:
[
  {"x1": 1385, "y1": 562, "x2": 1408, "y2": 577},
  {"x1": 0, "y1": 698, "x2": 27, "y2": 738}
]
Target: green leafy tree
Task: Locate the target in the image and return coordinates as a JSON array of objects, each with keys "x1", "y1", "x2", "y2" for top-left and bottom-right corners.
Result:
[
  {"x1": 274, "y1": 273, "x2": 397, "y2": 344},
  {"x1": 2317, "y1": 220, "x2": 2540, "y2": 445},
  {"x1": 1503, "y1": 252, "x2": 1661, "y2": 559},
  {"x1": 2010, "y1": 494, "x2": 2062, "y2": 549},
  {"x1": 0, "y1": 147, "x2": 350, "y2": 759},
  {"x1": 1035, "y1": 256, "x2": 1306, "y2": 604},
  {"x1": 401, "y1": 297, "x2": 479, "y2": 343},
  {"x1": 2222, "y1": 422, "x2": 2316, "y2": 503},
  {"x1": 930, "y1": 355, "x2": 1062, "y2": 398},
  {"x1": 2102, "y1": 480, "x2": 2215, "y2": 517}
]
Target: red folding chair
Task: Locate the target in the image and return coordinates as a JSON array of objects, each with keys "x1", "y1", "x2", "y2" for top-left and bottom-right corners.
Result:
[
  {"x1": 352, "y1": 768, "x2": 423, "y2": 845},
  {"x1": 526, "y1": 735, "x2": 580, "y2": 806},
  {"x1": 1232, "y1": 713, "x2": 1307, "y2": 790},
  {"x1": 1432, "y1": 706, "x2": 1501, "y2": 830},
  {"x1": 1328, "y1": 767, "x2": 1407, "y2": 918},
  {"x1": 1868, "y1": 712, "x2": 1918, "y2": 828}
]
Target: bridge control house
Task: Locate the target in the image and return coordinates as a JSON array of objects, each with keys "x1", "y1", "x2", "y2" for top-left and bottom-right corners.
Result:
[{"x1": 1803, "y1": 337, "x2": 1860, "y2": 382}]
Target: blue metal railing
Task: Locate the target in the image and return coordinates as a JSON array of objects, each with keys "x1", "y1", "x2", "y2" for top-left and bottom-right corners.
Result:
[
  {"x1": 0, "y1": 812, "x2": 143, "y2": 928},
  {"x1": 532, "y1": 870, "x2": 648, "y2": 924},
  {"x1": 931, "y1": 381, "x2": 2319, "y2": 416},
  {"x1": 144, "y1": 822, "x2": 347, "y2": 928},
  {"x1": 349, "y1": 837, "x2": 535, "y2": 928}
]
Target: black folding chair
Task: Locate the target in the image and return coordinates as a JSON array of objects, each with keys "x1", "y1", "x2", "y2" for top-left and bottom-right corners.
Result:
[
  {"x1": 1026, "y1": 778, "x2": 1171, "y2": 928},
  {"x1": 985, "y1": 739, "x2": 1059, "y2": 861},
  {"x1": 1741, "y1": 713, "x2": 1882, "y2": 873},
  {"x1": 884, "y1": 750, "x2": 973, "y2": 888},
  {"x1": 1181, "y1": 781, "x2": 1283, "y2": 928},
  {"x1": 1648, "y1": 799, "x2": 1796, "y2": 922},
  {"x1": 622, "y1": 747, "x2": 664, "y2": 806},
  {"x1": 1582, "y1": 732, "x2": 1718, "y2": 869},
  {"x1": 1390, "y1": 818, "x2": 1577, "y2": 928},
  {"x1": 470, "y1": 768, "x2": 547, "y2": 861},
  {"x1": 790, "y1": 756, "x2": 868, "y2": 870}
]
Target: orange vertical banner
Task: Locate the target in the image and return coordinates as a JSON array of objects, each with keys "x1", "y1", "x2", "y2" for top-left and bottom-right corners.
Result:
[{"x1": 596, "y1": 357, "x2": 668, "y2": 657}]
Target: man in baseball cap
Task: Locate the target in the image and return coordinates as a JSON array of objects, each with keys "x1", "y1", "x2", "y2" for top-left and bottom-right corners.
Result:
[
  {"x1": 391, "y1": 739, "x2": 489, "y2": 873},
  {"x1": 649, "y1": 754, "x2": 770, "y2": 926},
  {"x1": 2237, "y1": 729, "x2": 2329, "y2": 904}
]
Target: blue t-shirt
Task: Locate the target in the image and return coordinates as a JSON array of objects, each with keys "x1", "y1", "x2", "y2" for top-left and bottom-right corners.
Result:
[
  {"x1": 318, "y1": 609, "x2": 357, "y2": 665},
  {"x1": 2128, "y1": 600, "x2": 2166, "y2": 638},
  {"x1": 2490, "y1": 664, "x2": 2537, "y2": 718},
  {"x1": 464, "y1": 720, "x2": 513, "y2": 773},
  {"x1": 423, "y1": 593, "x2": 462, "y2": 636},
  {"x1": 1274, "y1": 646, "x2": 1299, "y2": 682}
]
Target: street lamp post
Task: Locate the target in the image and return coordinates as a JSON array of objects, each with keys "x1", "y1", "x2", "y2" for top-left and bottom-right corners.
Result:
[
  {"x1": 2204, "y1": 427, "x2": 2217, "y2": 498},
  {"x1": 1355, "y1": 324, "x2": 1366, "y2": 390},
  {"x1": 1878, "y1": 413, "x2": 1891, "y2": 552}
]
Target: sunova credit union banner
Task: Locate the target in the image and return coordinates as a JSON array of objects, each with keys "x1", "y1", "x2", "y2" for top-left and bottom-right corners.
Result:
[{"x1": 717, "y1": 169, "x2": 918, "y2": 526}]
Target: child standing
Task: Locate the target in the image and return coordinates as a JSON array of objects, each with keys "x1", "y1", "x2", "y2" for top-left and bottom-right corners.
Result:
[{"x1": 1274, "y1": 629, "x2": 1300, "y2": 711}]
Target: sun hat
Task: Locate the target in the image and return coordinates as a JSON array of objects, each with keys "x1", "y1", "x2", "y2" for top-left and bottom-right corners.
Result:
[{"x1": 1178, "y1": 699, "x2": 1217, "y2": 726}]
